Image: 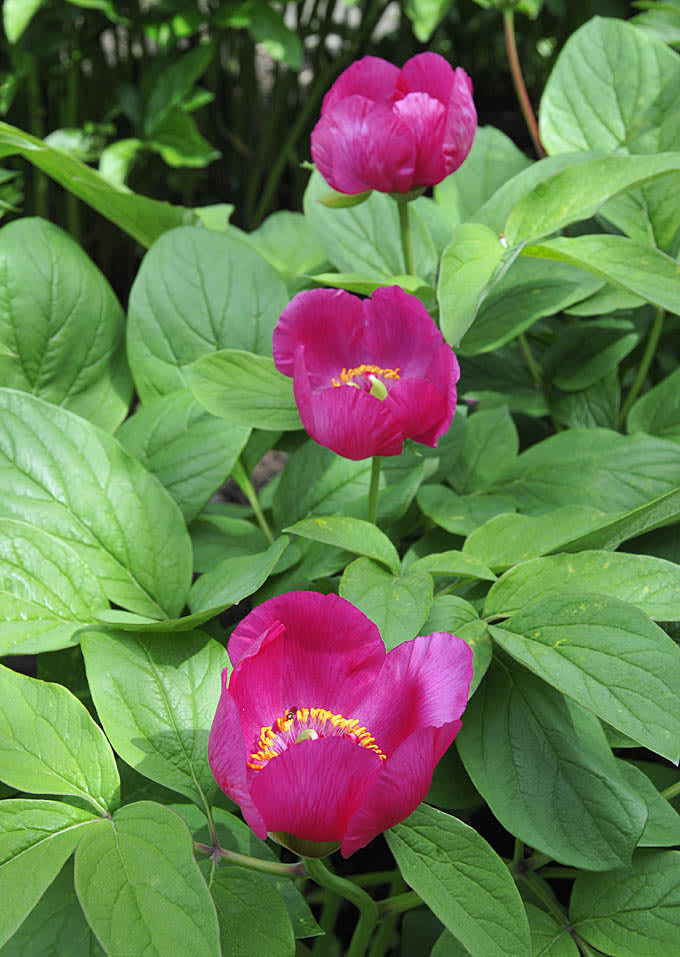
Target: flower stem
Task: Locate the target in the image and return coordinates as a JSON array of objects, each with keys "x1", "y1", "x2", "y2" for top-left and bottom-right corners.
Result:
[
  {"x1": 661, "y1": 779, "x2": 680, "y2": 802},
  {"x1": 518, "y1": 333, "x2": 542, "y2": 391},
  {"x1": 367, "y1": 456, "x2": 382, "y2": 525},
  {"x1": 232, "y1": 458, "x2": 275, "y2": 544},
  {"x1": 305, "y1": 858, "x2": 379, "y2": 957},
  {"x1": 194, "y1": 841, "x2": 304, "y2": 877},
  {"x1": 618, "y1": 306, "x2": 665, "y2": 428},
  {"x1": 397, "y1": 198, "x2": 416, "y2": 276},
  {"x1": 376, "y1": 890, "x2": 421, "y2": 920},
  {"x1": 503, "y1": 11, "x2": 545, "y2": 159}
]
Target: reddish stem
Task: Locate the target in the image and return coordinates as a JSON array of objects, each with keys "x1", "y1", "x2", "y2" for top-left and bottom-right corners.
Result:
[{"x1": 503, "y1": 10, "x2": 546, "y2": 159}]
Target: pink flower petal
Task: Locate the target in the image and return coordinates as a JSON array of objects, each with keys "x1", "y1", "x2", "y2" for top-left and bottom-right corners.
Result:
[
  {"x1": 208, "y1": 673, "x2": 268, "y2": 839},
  {"x1": 273, "y1": 288, "x2": 365, "y2": 384},
  {"x1": 311, "y1": 96, "x2": 416, "y2": 194},
  {"x1": 249, "y1": 737, "x2": 383, "y2": 842},
  {"x1": 293, "y1": 347, "x2": 405, "y2": 459},
  {"x1": 441, "y1": 69, "x2": 477, "y2": 176},
  {"x1": 396, "y1": 52, "x2": 457, "y2": 105},
  {"x1": 321, "y1": 56, "x2": 400, "y2": 113},
  {"x1": 384, "y1": 377, "x2": 452, "y2": 447},
  {"x1": 341, "y1": 722, "x2": 461, "y2": 857},
  {"x1": 355, "y1": 632, "x2": 473, "y2": 754},
  {"x1": 393, "y1": 91, "x2": 449, "y2": 186},
  {"x1": 362, "y1": 286, "x2": 447, "y2": 378}
]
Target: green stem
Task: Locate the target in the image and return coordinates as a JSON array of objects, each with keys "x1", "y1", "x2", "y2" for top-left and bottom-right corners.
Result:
[
  {"x1": 575, "y1": 937, "x2": 600, "y2": 957},
  {"x1": 619, "y1": 306, "x2": 665, "y2": 427},
  {"x1": 518, "y1": 872, "x2": 567, "y2": 927},
  {"x1": 194, "y1": 841, "x2": 304, "y2": 876},
  {"x1": 26, "y1": 58, "x2": 48, "y2": 218},
  {"x1": 397, "y1": 198, "x2": 415, "y2": 276},
  {"x1": 313, "y1": 889, "x2": 342, "y2": 957},
  {"x1": 349, "y1": 870, "x2": 401, "y2": 888},
  {"x1": 661, "y1": 779, "x2": 680, "y2": 802},
  {"x1": 511, "y1": 838, "x2": 524, "y2": 871},
  {"x1": 376, "y1": 890, "x2": 421, "y2": 920},
  {"x1": 525, "y1": 851, "x2": 553, "y2": 871},
  {"x1": 539, "y1": 866, "x2": 582, "y2": 880},
  {"x1": 503, "y1": 11, "x2": 545, "y2": 158},
  {"x1": 232, "y1": 458, "x2": 275, "y2": 544},
  {"x1": 305, "y1": 858, "x2": 379, "y2": 957},
  {"x1": 518, "y1": 333, "x2": 542, "y2": 391},
  {"x1": 368, "y1": 874, "x2": 408, "y2": 957},
  {"x1": 65, "y1": 53, "x2": 81, "y2": 243},
  {"x1": 367, "y1": 456, "x2": 381, "y2": 525}
]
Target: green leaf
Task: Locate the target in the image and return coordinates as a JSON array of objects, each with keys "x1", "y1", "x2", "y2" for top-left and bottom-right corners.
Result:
[
  {"x1": 507, "y1": 427, "x2": 680, "y2": 513},
  {"x1": 459, "y1": 259, "x2": 601, "y2": 356},
  {"x1": 570, "y1": 850, "x2": 680, "y2": 954},
  {"x1": 127, "y1": 226, "x2": 288, "y2": 400},
  {"x1": 0, "y1": 666, "x2": 120, "y2": 814},
  {"x1": 0, "y1": 218, "x2": 131, "y2": 431},
  {"x1": 144, "y1": 43, "x2": 215, "y2": 135},
  {"x1": 315, "y1": 188, "x2": 372, "y2": 208},
  {"x1": 628, "y1": 366, "x2": 680, "y2": 442},
  {"x1": 246, "y1": 210, "x2": 328, "y2": 286},
  {"x1": 303, "y1": 170, "x2": 440, "y2": 285},
  {"x1": 417, "y1": 485, "x2": 517, "y2": 537},
  {"x1": 521, "y1": 236, "x2": 680, "y2": 313},
  {"x1": 188, "y1": 536, "x2": 290, "y2": 615},
  {"x1": 565, "y1": 282, "x2": 646, "y2": 316},
  {"x1": 284, "y1": 516, "x2": 400, "y2": 574},
  {"x1": 0, "y1": 519, "x2": 108, "y2": 656},
  {"x1": 185, "y1": 349, "x2": 299, "y2": 431},
  {"x1": 525, "y1": 903, "x2": 579, "y2": 957},
  {"x1": 555, "y1": 317, "x2": 638, "y2": 396},
  {"x1": 0, "y1": 389, "x2": 192, "y2": 618},
  {"x1": 148, "y1": 108, "x2": 220, "y2": 168},
  {"x1": 435, "y1": 126, "x2": 532, "y2": 227},
  {"x1": 454, "y1": 406, "x2": 518, "y2": 492},
  {"x1": 437, "y1": 224, "x2": 507, "y2": 346},
  {"x1": 387, "y1": 804, "x2": 531, "y2": 957},
  {"x1": 560, "y1": 487, "x2": 680, "y2": 552},
  {"x1": 505, "y1": 152, "x2": 680, "y2": 245},
  {"x1": 0, "y1": 800, "x2": 98, "y2": 949},
  {"x1": 540, "y1": 17, "x2": 680, "y2": 252},
  {"x1": 0, "y1": 858, "x2": 101, "y2": 956},
  {"x1": 75, "y1": 802, "x2": 220, "y2": 957},
  {"x1": 485, "y1": 550, "x2": 680, "y2": 620},
  {"x1": 0, "y1": 121, "x2": 198, "y2": 247},
  {"x1": 246, "y1": 0, "x2": 302, "y2": 68},
  {"x1": 209, "y1": 866, "x2": 295, "y2": 957},
  {"x1": 409, "y1": 550, "x2": 496, "y2": 582},
  {"x1": 116, "y1": 390, "x2": 250, "y2": 523},
  {"x1": 420, "y1": 595, "x2": 480, "y2": 634},
  {"x1": 552, "y1": 370, "x2": 621, "y2": 430},
  {"x1": 405, "y1": 0, "x2": 454, "y2": 42},
  {"x1": 617, "y1": 761, "x2": 680, "y2": 848},
  {"x1": 463, "y1": 506, "x2": 609, "y2": 571},
  {"x1": 457, "y1": 659, "x2": 647, "y2": 870},
  {"x1": 2, "y1": 0, "x2": 45, "y2": 42},
  {"x1": 339, "y1": 557, "x2": 433, "y2": 650},
  {"x1": 81, "y1": 629, "x2": 227, "y2": 806},
  {"x1": 190, "y1": 509, "x2": 268, "y2": 573},
  {"x1": 491, "y1": 593, "x2": 680, "y2": 761},
  {"x1": 457, "y1": 620, "x2": 493, "y2": 696}
]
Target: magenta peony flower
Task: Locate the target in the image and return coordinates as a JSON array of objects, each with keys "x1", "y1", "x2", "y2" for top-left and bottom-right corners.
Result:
[
  {"x1": 311, "y1": 52, "x2": 476, "y2": 194},
  {"x1": 273, "y1": 285, "x2": 460, "y2": 460},
  {"x1": 209, "y1": 591, "x2": 473, "y2": 858}
]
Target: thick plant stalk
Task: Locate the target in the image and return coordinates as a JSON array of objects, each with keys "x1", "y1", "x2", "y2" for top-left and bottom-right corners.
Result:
[{"x1": 305, "y1": 857, "x2": 379, "y2": 957}]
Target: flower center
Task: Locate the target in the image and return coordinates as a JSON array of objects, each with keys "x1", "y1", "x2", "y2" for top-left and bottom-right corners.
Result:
[
  {"x1": 331, "y1": 364, "x2": 400, "y2": 401},
  {"x1": 247, "y1": 706, "x2": 387, "y2": 771}
]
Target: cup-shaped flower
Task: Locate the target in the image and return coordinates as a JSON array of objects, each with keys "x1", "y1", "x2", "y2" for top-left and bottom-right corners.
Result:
[
  {"x1": 273, "y1": 285, "x2": 460, "y2": 460},
  {"x1": 311, "y1": 52, "x2": 476, "y2": 194},
  {"x1": 209, "y1": 591, "x2": 473, "y2": 858}
]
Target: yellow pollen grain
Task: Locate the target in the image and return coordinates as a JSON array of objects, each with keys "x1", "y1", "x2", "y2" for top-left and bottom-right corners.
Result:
[{"x1": 331, "y1": 363, "x2": 400, "y2": 388}]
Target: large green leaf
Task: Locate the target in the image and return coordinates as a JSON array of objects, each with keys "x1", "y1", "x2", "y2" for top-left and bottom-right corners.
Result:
[
  {"x1": 75, "y1": 802, "x2": 220, "y2": 957},
  {"x1": 507, "y1": 427, "x2": 680, "y2": 513},
  {"x1": 490, "y1": 594, "x2": 680, "y2": 761},
  {"x1": 339, "y1": 557, "x2": 433, "y2": 650},
  {"x1": 127, "y1": 226, "x2": 288, "y2": 400},
  {"x1": 505, "y1": 152, "x2": 680, "y2": 245},
  {"x1": 116, "y1": 390, "x2": 250, "y2": 523},
  {"x1": 417, "y1": 486, "x2": 517, "y2": 537},
  {"x1": 0, "y1": 800, "x2": 98, "y2": 948},
  {"x1": 617, "y1": 761, "x2": 680, "y2": 848},
  {"x1": 2, "y1": 0, "x2": 45, "y2": 42},
  {"x1": 0, "y1": 666, "x2": 120, "y2": 814},
  {"x1": 560, "y1": 488, "x2": 680, "y2": 552},
  {"x1": 485, "y1": 550, "x2": 680, "y2": 620},
  {"x1": 0, "y1": 519, "x2": 108, "y2": 656},
  {"x1": 457, "y1": 659, "x2": 647, "y2": 870},
  {"x1": 435, "y1": 126, "x2": 532, "y2": 227},
  {"x1": 184, "y1": 349, "x2": 299, "y2": 431},
  {"x1": 628, "y1": 366, "x2": 680, "y2": 443},
  {"x1": 0, "y1": 389, "x2": 192, "y2": 618},
  {"x1": 0, "y1": 218, "x2": 131, "y2": 431},
  {"x1": 0, "y1": 122, "x2": 197, "y2": 247},
  {"x1": 188, "y1": 537, "x2": 290, "y2": 614},
  {"x1": 285, "y1": 516, "x2": 400, "y2": 574},
  {"x1": 543, "y1": 317, "x2": 640, "y2": 392},
  {"x1": 387, "y1": 804, "x2": 531, "y2": 957},
  {"x1": 525, "y1": 903, "x2": 579, "y2": 957},
  {"x1": 539, "y1": 17, "x2": 680, "y2": 252},
  {"x1": 521, "y1": 236, "x2": 680, "y2": 313},
  {"x1": 552, "y1": 370, "x2": 621, "y2": 430},
  {"x1": 81, "y1": 629, "x2": 227, "y2": 807},
  {"x1": 453, "y1": 406, "x2": 518, "y2": 493},
  {"x1": 570, "y1": 850, "x2": 680, "y2": 954},
  {"x1": 209, "y1": 866, "x2": 295, "y2": 957}
]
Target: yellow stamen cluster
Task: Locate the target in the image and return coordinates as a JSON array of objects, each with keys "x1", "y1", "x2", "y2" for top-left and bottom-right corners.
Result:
[
  {"x1": 247, "y1": 706, "x2": 387, "y2": 770},
  {"x1": 331, "y1": 364, "x2": 400, "y2": 388}
]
